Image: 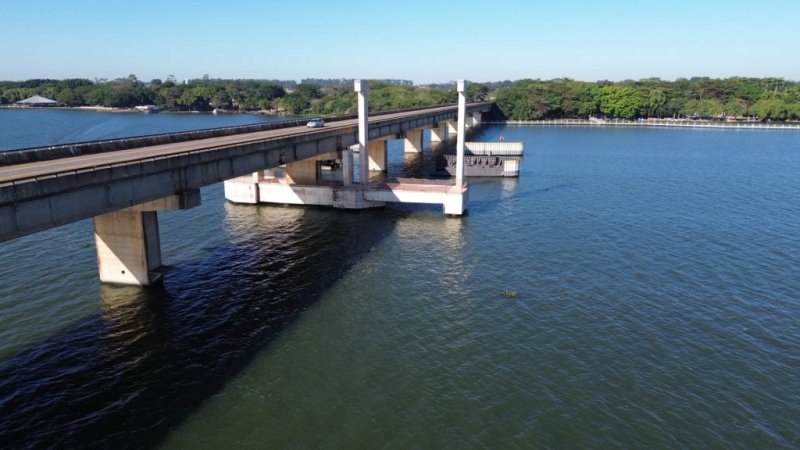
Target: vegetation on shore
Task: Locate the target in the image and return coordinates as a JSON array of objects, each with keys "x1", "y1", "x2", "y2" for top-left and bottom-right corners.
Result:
[{"x1": 2, "y1": 75, "x2": 798, "y2": 122}]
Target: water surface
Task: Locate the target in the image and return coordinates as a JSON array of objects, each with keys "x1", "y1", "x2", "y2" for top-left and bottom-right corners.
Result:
[{"x1": 0, "y1": 111, "x2": 798, "y2": 448}]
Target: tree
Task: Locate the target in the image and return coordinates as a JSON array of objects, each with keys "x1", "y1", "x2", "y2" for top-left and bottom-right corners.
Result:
[
  {"x1": 749, "y1": 99, "x2": 788, "y2": 120},
  {"x1": 280, "y1": 92, "x2": 310, "y2": 114},
  {"x1": 467, "y1": 83, "x2": 489, "y2": 102},
  {"x1": 294, "y1": 83, "x2": 323, "y2": 99},
  {"x1": 599, "y1": 86, "x2": 640, "y2": 119}
]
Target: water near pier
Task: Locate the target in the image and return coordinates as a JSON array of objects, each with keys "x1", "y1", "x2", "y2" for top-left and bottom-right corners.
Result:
[{"x1": 1, "y1": 110, "x2": 799, "y2": 448}]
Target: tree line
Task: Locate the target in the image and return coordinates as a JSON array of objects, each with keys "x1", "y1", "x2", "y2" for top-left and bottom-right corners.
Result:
[
  {"x1": 492, "y1": 77, "x2": 800, "y2": 121},
  {"x1": 2, "y1": 75, "x2": 798, "y2": 121}
]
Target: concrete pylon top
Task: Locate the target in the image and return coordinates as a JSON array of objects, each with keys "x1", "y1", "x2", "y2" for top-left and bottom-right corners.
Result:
[
  {"x1": 457, "y1": 80, "x2": 466, "y2": 92},
  {"x1": 354, "y1": 79, "x2": 365, "y2": 92}
]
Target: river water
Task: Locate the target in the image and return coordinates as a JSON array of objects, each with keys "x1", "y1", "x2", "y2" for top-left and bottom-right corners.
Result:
[{"x1": 0, "y1": 109, "x2": 798, "y2": 449}]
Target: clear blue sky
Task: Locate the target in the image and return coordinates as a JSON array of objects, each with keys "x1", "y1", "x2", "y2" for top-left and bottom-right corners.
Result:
[{"x1": 2, "y1": 0, "x2": 798, "y2": 83}]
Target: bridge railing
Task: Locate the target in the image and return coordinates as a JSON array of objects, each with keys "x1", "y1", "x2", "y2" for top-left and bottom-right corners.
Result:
[{"x1": 0, "y1": 102, "x2": 493, "y2": 166}]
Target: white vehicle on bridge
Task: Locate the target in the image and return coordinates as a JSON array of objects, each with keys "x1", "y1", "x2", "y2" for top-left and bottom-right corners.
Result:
[{"x1": 306, "y1": 118, "x2": 325, "y2": 128}]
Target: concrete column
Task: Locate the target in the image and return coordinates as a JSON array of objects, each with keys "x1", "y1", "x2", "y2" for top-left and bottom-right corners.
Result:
[
  {"x1": 430, "y1": 122, "x2": 447, "y2": 143},
  {"x1": 368, "y1": 139, "x2": 388, "y2": 172},
  {"x1": 446, "y1": 120, "x2": 458, "y2": 139},
  {"x1": 94, "y1": 211, "x2": 162, "y2": 286},
  {"x1": 404, "y1": 128, "x2": 424, "y2": 153},
  {"x1": 456, "y1": 80, "x2": 467, "y2": 187},
  {"x1": 355, "y1": 80, "x2": 369, "y2": 184},
  {"x1": 94, "y1": 191, "x2": 200, "y2": 286},
  {"x1": 341, "y1": 147, "x2": 354, "y2": 186},
  {"x1": 285, "y1": 158, "x2": 319, "y2": 185},
  {"x1": 472, "y1": 112, "x2": 482, "y2": 127}
]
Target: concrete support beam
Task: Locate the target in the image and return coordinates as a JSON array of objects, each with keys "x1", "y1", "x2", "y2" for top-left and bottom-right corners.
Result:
[
  {"x1": 368, "y1": 140, "x2": 388, "y2": 172},
  {"x1": 125, "y1": 190, "x2": 201, "y2": 211},
  {"x1": 430, "y1": 122, "x2": 447, "y2": 143},
  {"x1": 404, "y1": 128, "x2": 425, "y2": 153},
  {"x1": 356, "y1": 80, "x2": 369, "y2": 184}
]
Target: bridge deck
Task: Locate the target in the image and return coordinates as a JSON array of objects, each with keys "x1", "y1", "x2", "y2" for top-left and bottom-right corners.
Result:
[{"x1": 0, "y1": 105, "x2": 466, "y2": 184}]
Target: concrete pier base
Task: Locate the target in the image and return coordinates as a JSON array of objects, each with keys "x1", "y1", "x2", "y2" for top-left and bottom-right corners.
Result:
[
  {"x1": 225, "y1": 177, "x2": 384, "y2": 209},
  {"x1": 224, "y1": 176, "x2": 468, "y2": 215},
  {"x1": 443, "y1": 188, "x2": 468, "y2": 215}
]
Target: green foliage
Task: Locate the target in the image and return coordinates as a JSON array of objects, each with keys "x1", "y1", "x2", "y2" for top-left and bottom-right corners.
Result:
[
  {"x1": 490, "y1": 77, "x2": 800, "y2": 121},
  {"x1": 3, "y1": 75, "x2": 798, "y2": 122},
  {"x1": 599, "y1": 86, "x2": 640, "y2": 119}
]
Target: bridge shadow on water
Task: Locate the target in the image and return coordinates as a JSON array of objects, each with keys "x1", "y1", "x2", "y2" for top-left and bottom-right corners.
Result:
[{"x1": 0, "y1": 203, "x2": 404, "y2": 449}]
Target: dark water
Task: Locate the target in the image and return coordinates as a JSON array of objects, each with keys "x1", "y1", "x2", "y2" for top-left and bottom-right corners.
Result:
[{"x1": 1, "y1": 110, "x2": 799, "y2": 449}]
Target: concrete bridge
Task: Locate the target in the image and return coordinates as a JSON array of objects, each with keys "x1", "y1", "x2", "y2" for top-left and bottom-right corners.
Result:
[{"x1": 0, "y1": 80, "x2": 491, "y2": 286}]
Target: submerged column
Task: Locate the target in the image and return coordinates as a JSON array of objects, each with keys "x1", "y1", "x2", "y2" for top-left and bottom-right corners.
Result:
[{"x1": 355, "y1": 80, "x2": 369, "y2": 184}]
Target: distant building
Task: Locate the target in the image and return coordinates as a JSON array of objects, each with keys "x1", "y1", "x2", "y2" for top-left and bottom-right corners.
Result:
[
  {"x1": 15, "y1": 95, "x2": 58, "y2": 107},
  {"x1": 134, "y1": 105, "x2": 159, "y2": 113}
]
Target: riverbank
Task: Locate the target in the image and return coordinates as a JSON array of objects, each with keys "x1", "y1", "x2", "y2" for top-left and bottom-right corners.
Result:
[
  {"x1": 0, "y1": 105, "x2": 286, "y2": 115},
  {"x1": 486, "y1": 118, "x2": 800, "y2": 130}
]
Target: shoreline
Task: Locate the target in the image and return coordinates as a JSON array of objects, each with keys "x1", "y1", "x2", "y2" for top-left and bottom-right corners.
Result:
[
  {"x1": 0, "y1": 105, "x2": 285, "y2": 115},
  {"x1": 484, "y1": 118, "x2": 800, "y2": 130}
]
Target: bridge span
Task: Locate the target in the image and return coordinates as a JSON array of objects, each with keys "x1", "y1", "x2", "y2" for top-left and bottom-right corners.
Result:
[{"x1": 1, "y1": 81, "x2": 491, "y2": 285}]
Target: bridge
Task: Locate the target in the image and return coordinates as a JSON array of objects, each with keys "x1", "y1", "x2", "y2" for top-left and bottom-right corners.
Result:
[{"x1": 1, "y1": 80, "x2": 492, "y2": 286}]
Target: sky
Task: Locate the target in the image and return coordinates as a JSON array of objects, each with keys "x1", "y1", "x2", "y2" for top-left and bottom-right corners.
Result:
[{"x1": 1, "y1": 0, "x2": 798, "y2": 84}]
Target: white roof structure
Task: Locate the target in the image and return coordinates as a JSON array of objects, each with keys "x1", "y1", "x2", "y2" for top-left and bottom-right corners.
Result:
[{"x1": 15, "y1": 95, "x2": 58, "y2": 106}]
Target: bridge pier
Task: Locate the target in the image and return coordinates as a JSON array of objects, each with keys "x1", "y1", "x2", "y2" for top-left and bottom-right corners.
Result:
[
  {"x1": 285, "y1": 151, "x2": 338, "y2": 185},
  {"x1": 368, "y1": 139, "x2": 388, "y2": 172},
  {"x1": 94, "y1": 191, "x2": 200, "y2": 286},
  {"x1": 471, "y1": 112, "x2": 482, "y2": 127},
  {"x1": 430, "y1": 122, "x2": 448, "y2": 143},
  {"x1": 446, "y1": 120, "x2": 458, "y2": 139},
  {"x1": 403, "y1": 128, "x2": 425, "y2": 153}
]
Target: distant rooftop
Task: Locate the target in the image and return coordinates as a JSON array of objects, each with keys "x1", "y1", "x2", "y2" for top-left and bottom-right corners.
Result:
[{"x1": 16, "y1": 95, "x2": 57, "y2": 106}]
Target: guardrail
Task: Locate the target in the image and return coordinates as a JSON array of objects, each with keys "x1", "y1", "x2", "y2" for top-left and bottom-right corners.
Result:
[{"x1": 464, "y1": 141, "x2": 524, "y2": 156}]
